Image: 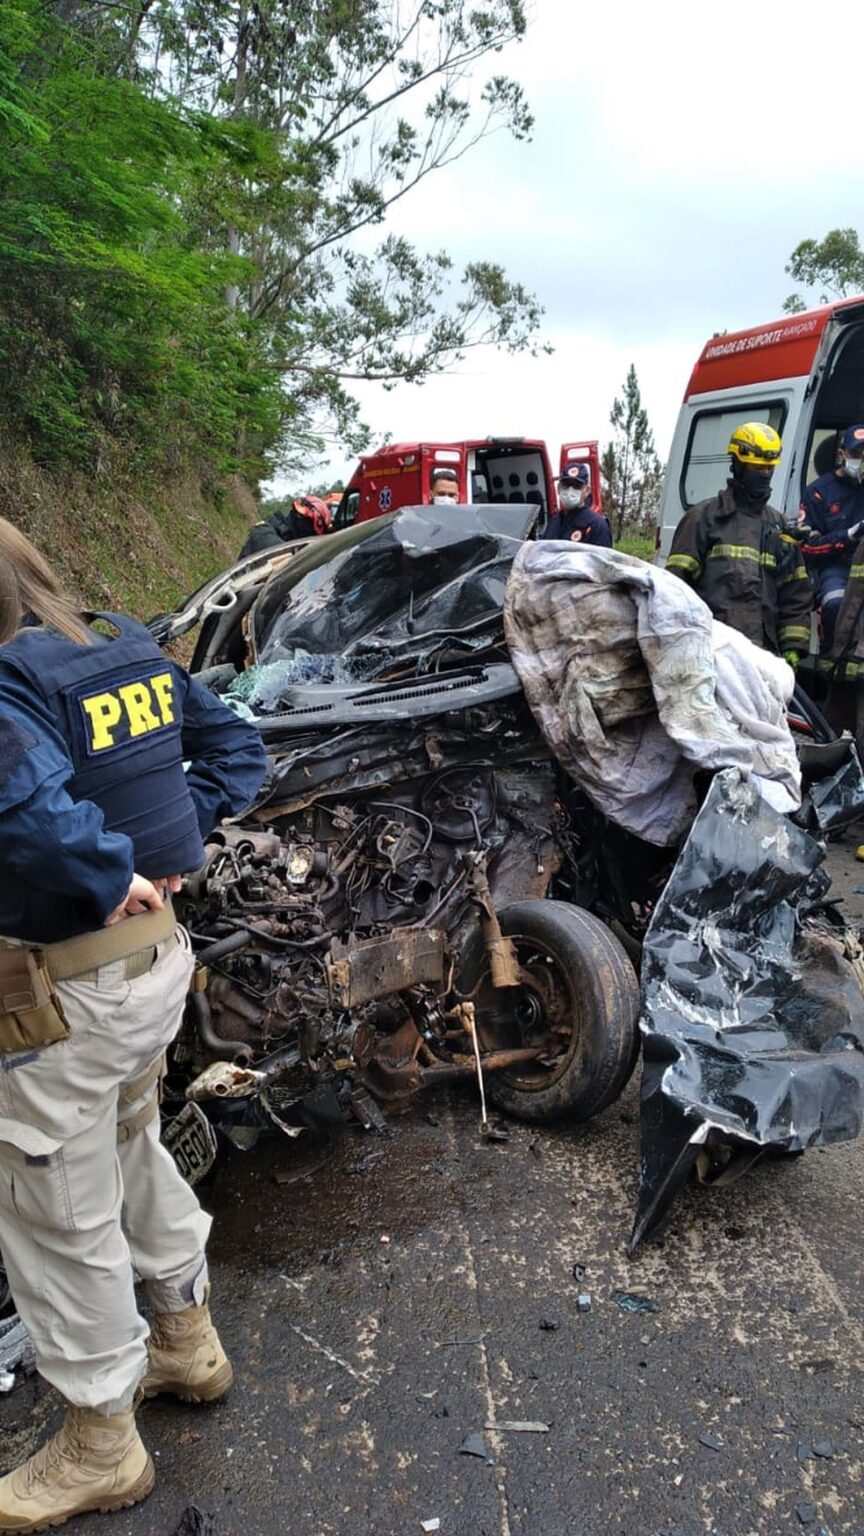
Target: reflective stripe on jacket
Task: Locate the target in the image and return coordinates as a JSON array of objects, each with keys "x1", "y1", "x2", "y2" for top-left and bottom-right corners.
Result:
[{"x1": 666, "y1": 485, "x2": 812, "y2": 653}]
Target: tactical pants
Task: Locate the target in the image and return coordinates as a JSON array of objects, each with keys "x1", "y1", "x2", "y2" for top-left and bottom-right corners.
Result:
[{"x1": 0, "y1": 930, "x2": 211, "y2": 1413}]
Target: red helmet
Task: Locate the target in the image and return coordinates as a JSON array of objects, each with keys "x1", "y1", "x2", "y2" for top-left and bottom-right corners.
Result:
[{"x1": 292, "y1": 495, "x2": 333, "y2": 536}]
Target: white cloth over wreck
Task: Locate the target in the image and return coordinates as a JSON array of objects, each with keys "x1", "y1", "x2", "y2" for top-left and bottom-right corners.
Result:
[{"x1": 503, "y1": 543, "x2": 801, "y2": 846}]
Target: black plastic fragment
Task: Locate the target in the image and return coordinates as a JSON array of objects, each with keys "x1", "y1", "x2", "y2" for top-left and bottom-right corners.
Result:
[
  {"x1": 631, "y1": 770, "x2": 864, "y2": 1252},
  {"x1": 697, "y1": 1432, "x2": 723, "y2": 1451}
]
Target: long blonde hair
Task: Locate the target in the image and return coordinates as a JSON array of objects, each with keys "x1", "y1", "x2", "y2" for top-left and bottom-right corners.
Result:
[{"x1": 0, "y1": 519, "x2": 92, "y2": 646}]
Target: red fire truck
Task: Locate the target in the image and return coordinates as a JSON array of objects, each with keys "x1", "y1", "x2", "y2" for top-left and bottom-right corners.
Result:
[{"x1": 334, "y1": 437, "x2": 602, "y2": 530}]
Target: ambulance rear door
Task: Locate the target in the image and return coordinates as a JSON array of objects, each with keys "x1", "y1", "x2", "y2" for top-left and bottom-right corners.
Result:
[{"x1": 422, "y1": 444, "x2": 465, "y2": 503}]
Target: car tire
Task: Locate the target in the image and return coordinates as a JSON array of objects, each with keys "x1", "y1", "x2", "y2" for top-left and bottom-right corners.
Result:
[{"x1": 468, "y1": 900, "x2": 640, "y2": 1124}]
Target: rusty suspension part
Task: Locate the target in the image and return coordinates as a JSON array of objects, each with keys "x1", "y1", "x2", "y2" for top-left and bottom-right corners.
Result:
[{"x1": 468, "y1": 853, "x2": 520, "y2": 988}]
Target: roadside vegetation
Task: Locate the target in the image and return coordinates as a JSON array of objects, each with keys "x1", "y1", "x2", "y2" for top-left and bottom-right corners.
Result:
[
  {"x1": 602, "y1": 366, "x2": 664, "y2": 554},
  {"x1": 0, "y1": 0, "x2": 541, "y2": 612}
]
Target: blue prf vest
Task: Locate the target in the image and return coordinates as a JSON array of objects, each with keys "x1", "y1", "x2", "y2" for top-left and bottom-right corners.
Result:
[{"x1": 0, "y1": 613, "x2": 207, "y2": 878}]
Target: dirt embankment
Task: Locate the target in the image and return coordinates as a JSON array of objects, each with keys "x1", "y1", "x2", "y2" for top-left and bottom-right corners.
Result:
[{"x1": 0, "y1": 442, "x2": 259, "y2": 622}]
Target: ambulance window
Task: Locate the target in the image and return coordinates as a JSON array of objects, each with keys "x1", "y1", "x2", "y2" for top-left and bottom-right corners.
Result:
[{"x1": 681, "y1": 402, "x2": 786, "y2": 508}]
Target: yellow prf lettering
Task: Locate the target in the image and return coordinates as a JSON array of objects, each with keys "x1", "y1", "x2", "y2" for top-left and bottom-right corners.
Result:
[
  {"x1": 150, "y1": 671, "x2": 175, "y2": 725},
  {"x1": 81, "y1": 692, "x2": 123, "y2": 750},
  {"x1": 117, "y1": 681, "x2": 161, "y2": 738}
]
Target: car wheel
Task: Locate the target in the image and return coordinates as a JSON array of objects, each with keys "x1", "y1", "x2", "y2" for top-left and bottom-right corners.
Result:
[{"x1": 469, "y1": 900, "x2": 640, "y2": 1124}]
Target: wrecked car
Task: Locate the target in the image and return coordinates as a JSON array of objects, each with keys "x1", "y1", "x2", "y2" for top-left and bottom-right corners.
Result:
[
  {"x1": 162, "y1": 506, "x2": 642, "y2": 1162},
  {"x1": 151, "y1": 506, "x2": 864, "y2": 1252}
]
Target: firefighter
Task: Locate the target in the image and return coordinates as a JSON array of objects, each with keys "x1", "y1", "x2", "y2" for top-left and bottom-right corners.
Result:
[
  {"x1": 666, "y1": 421, "x2": 812, "y2": 663},
  {"x1": 798, "y1": 424, "x2": 864, "y2": 649},
  {"x1": 542, "y1": 464, "x2": 612, "y2": 546},
  {"x1": 0, "y1": 519, "x2": 266, "y2": 1531},
  {"x1": 238, "y1": 493, "x2": 333, "y2": 557}
]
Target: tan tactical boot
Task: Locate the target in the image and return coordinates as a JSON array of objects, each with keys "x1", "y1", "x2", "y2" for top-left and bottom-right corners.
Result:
[
  {"x1": 141, "y1": 1301, "x2": 233, "y2": 1403},
  {"x1": 0, "y1": 1404, "x2": 154, "y2": 1533}
]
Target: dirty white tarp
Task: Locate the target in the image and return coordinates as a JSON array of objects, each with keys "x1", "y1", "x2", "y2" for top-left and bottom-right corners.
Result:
[{"x1": 503, "y1": 543, "x2": 801, "y2": 845}]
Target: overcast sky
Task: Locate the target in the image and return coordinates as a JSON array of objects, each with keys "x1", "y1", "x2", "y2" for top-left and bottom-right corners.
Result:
[{"x1": 270, "y1": 0, "x2": 858, "y2": 493}]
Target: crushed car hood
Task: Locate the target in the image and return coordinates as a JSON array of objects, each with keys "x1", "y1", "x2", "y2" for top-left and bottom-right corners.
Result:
[{"x1": 250, "y1": 501, "x2": 535, "y2": 667}]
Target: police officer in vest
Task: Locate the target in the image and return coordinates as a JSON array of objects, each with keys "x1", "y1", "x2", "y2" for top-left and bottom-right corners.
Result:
[
  {"x1": 541, "y1": 464, "x2": 612, "y2": 545},
  {"x1": 0, "y1": 520, "x2": 266, "y2": 1531}
]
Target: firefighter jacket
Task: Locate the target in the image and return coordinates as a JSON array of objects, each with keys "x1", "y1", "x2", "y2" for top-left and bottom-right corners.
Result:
[
  {"x1": 0, "y1": 612, "x2": 267, "y2": 943},
  {"x1": 666, "y1": 485, "x2": 812, "y2": 654},
  {"x1": 541, "y1": 506, "x2": 613, "y2": 546}
]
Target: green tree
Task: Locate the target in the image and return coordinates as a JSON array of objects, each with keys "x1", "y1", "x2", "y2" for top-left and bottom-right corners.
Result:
[
  {"x1": 783, "y1": 228, "x2": 864, "y2": 314},
  {"x1": 600, "y1": 365, "x2": 663, "y2": 540},
  {"x1": 0, "y1": 0, "x2": 543, "y2": 480},
  {"x1": 0, "y1": 0, "x2": 284, "y2": 473},
  {"x1": 133, "y1": 0, "x2": 545, "y2": 462}
]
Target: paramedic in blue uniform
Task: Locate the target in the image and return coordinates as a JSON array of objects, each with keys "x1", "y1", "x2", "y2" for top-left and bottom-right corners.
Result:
[
  {"x1": 799, "y1": 423, "x2": 864, "y2": 648},
  {"x1": 0, "y1": 519, "x2": 266, "y2": 1532},
  {"x1": 542, "y1": 464, "x2": 612, "y2": 545}
]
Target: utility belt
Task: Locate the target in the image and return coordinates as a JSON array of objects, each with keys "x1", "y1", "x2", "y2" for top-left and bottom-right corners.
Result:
[{"x1": 0, "y1": 903, "x2": 177, "y2": 1053}]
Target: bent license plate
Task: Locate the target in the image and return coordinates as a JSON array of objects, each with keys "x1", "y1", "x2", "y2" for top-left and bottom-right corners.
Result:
[{"x1": 162, "y1": 1101, "x2": 218, "y2": 1185}]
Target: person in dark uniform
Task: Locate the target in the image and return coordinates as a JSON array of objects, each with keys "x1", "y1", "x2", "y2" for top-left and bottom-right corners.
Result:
[
  {"x1": 541, "y1": 463, "x2": 612, "y2": 545},
  {"x1": 0, "y1": 519, "x2": 266, "y2": 1531},
  {"x1": 238, "y1": 493, "x2": 333, "y2": 557},
  {"x1": 666, "y1": 421, "x2": 812, "y2": 664},
  {"x1": 799, "y1": 423, "x2": 864, "y2": 649}
]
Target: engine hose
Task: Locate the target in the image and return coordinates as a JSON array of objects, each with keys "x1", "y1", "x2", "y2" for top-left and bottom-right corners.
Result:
[
  {"x1": 195, "y1": 931, "x2": 252, "y2": 966},
  {"x1": 188, "y1": 989, "x2": 252, "y2": 1064}
]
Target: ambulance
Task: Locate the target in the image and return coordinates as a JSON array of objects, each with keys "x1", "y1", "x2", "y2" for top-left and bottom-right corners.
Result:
[
  {"x1": 657, "y1": 295, "x2": 864, "y2": 557},
  {"x1": 334, "y1": 437, "x2": 602, "y2": 530}
]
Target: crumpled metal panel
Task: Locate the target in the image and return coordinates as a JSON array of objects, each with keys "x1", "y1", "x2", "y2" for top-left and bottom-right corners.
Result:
[
  {"x1": 631, "y1": 768, "x2": 864, "y2": 1252},
  {"x1": 326, "y1": 928, "x2": 446, "y2": 1009},
  {"x1": 800, "y1": 739, "x2": 864, "y2": 833},
  {"x1": 253, "y1": 503, "x2": 534, "y2": 667}
]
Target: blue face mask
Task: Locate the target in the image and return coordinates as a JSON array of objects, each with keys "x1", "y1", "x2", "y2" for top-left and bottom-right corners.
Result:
[{"x1": 843, "y1": 455, "x2": 863, "y2": 484}]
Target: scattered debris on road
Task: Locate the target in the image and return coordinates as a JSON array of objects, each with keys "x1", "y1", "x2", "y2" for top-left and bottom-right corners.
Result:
[
  {"x1": 611, "y1": 1290, "x2": 660, "y2": 1315},
  {"x1": 458, "y1": 1432, "x2": 491, "y2": 1459}
]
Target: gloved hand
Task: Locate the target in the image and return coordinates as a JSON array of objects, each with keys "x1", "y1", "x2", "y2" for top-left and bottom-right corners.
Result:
[
  {"x1": 782, "y1": 650, "x2": 801, "y2": 671},
  {"x1": 847, "y1": 521, "x2": 864, "y2": 543}
]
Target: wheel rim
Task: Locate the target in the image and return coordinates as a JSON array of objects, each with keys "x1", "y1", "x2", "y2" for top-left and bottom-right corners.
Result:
[{"x1": 473, "y1": 931, "x2": 584, "y2": 1093}]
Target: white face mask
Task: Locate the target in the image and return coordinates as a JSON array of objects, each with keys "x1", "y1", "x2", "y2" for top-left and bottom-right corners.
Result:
[
  {"x1": 432, "y1": 493, "x2": 458, "y2": 504},
  {"x1": 843, "y1": 455, "x2": 863, "y2": 484},
  {"x1": 559, "y1": 487, "x2": 585, "y2": 510}
]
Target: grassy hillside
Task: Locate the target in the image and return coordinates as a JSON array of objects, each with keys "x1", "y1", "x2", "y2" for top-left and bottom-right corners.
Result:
[{"x1": 0, "y1": 442, "x2": 258, "y2": 622}]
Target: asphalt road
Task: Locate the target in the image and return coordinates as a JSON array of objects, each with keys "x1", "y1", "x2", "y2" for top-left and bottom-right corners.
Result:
[{"x1": 3, "y1": 837, "x2": 864, "y2": 1536}]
